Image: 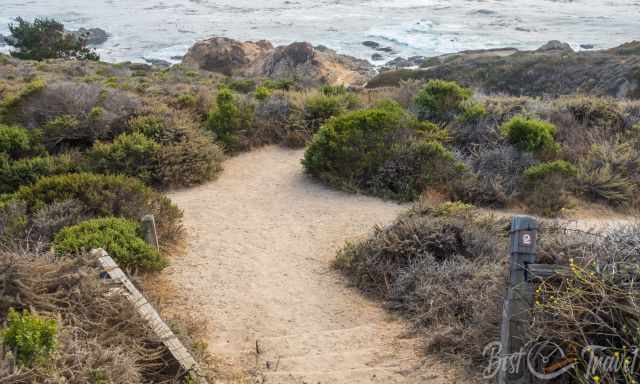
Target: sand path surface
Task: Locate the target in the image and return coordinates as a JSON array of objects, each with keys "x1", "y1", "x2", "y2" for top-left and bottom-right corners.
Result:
[{"x1": 166, "y1": 146, "x2": 456, "y2": 383}]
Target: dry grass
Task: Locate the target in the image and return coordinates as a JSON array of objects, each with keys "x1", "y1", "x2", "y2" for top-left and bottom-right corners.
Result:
[{"x1": 0, "y1": 249, "x2": 191, "y2": 383}]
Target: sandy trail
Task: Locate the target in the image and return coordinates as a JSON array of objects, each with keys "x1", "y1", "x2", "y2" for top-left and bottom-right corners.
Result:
[{"x1": 166, "y1": 146, "x2": 455, "y2": 383}]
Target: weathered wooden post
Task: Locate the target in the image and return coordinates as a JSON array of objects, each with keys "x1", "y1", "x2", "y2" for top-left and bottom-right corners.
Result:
[
  {"x1": 498, "y1": 215, "x2": 538, "y2": 384},
  {"x1": 141, "y1": 214, "x2": 160, "y2": 252}
]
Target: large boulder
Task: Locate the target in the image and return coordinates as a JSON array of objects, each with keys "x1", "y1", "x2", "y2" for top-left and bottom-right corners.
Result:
[
  {"x1": 182, "y1": 37, "x2": 273, "y2": 76},
  {"x1": 536, "y1": 40, "x2": 574, "y2": 53},
  {"x1": 183, "y1": 37, "x2": 374, "y2": 87},
  {"x1": 68, "y1": 27, "x2": 109, "y2": 45}
]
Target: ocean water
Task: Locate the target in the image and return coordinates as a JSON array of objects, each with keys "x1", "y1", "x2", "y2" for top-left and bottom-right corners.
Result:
[{"x1": 0, "y1": 0, "x2": 638, "y2": 64}]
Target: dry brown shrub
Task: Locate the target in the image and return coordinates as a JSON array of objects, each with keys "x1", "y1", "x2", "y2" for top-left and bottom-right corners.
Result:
[{"x1": 0, "y1": 251, "x2": 190, "y2": 383}]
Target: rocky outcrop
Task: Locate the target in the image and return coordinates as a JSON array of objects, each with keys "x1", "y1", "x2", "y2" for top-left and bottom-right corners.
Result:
[
  {"x1": 536, "y1": 40, "x2": 574, "y2": 52},
  {"x1": 183, "y1": 37, "x2": 374, "y2": 87},
  {"x1": 367, "y1": 41, "x2": 640, "y2": 99},
  {"x1": 182, "y1": 37, "x2": 273, "y2": 76},
  {"x1": 68, "y1": 28, "x2": 109, "y2": 45}
]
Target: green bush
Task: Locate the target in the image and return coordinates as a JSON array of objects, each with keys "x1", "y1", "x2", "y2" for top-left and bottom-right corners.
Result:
[
  {"x1": 414, "y1": 80, "x2": 472, "y2": 123},
  {"x1": 53, "y1": 217, "x2": 167, "y2": 271},
  {"x1": 368, "y1": 140, "x2": 464, "y2": 201},
  {"x1": 254, "y1": 86, "x2": 272, "y2": 101},
  {"x1": 175, "y1": 93, "x2": 197, "y2": 109},
  {"x1": 576, "y1": 142, "x2": 638, "y2": 207},
  {"x1": 523, "y1": 160, "x2": 577, "y2": 216},
  {"x1": 262, "y1": 79, "x2": 296, "y2": 91},
  {"x1": 227, "y1": 79, "x2": 256, "y2": 93},
  {"x1": 129, "y1": 115, "x2": 167, "y2": 141},
  {"x1": 6, "y1": 17, "x2": 99, "y2": 61},
  {"x1": 0, "y1": 153, "x2": 77, "y2": 194},
  {"x1": 13, "y1": 173, "x2": 182, "y2": 243},
  {"x1": 86, "y1": 133, "x2": 160, "y2": 184},
  {"x1": 500, "y1": 116, "x2": 558, "y2": 153},
  {"x1": 0, "y1": 79, "x2": 46, "y2": 116},
  {"x1": 523, "y1": 160, "x2": 578, "y2": 180},
  {"x1": 129, "y1": 110, "x2": 225, "y2": 187},
  {"x1": 303, "y1": 102, "x2": 452, "y2": 199},
  {"x1": 320, "y1": 84, "x2": 348, "y2": 96},
  {"x1": 303, "y1": 92, "x2": 360, "y2": 130},
  {"x1": 156, "y1": 135, "x2": 225, "y2": 188},
  {"x1": 0, "y1": 125, "x2": 31, "y2": 159},
  {"x1": 1, "y1": 308, "x2": 57, "y2": 367},
  {"x1": 206, "y1": 88, "x2": 254, "y2": 151}
]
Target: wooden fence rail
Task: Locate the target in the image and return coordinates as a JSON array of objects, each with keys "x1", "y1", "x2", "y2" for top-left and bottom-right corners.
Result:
[{"x1": 92, "y1": 248, "x2": 207, "y2": 384}]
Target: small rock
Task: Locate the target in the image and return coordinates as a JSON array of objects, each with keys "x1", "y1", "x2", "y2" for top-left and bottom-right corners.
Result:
[
  {"x1": 143, "y1": 57, "x2": 171, "y2": 67},
  {"x1": 536, "y1": 40, "x2": 574, "y2": 53},
  {"x1": 375, "y1": 46, "x2": 394, "y2": 53},
  {"x1": 580, "y1": 44, "x2": 595, "y2": 50},
  {"x1": 170, "y1": 55, "x2": 184, "y2": 61},
  {"x1": 385, "y1": 56, "x2": 426, "y2": 68},
  {"x1": 362, "y1": 41, "x2": 380, "y2": 49},
  {"x1": 371, "y1": 53, "x2": 384, "y2": 61}
]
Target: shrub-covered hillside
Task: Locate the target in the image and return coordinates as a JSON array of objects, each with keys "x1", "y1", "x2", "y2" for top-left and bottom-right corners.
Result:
[{"x1": 303, "y1": 79, "x2": 640, "y2": 216}]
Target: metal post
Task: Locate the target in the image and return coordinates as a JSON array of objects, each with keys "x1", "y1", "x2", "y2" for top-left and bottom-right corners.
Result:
[
  {"x1": 141, "y1": 214, "x2": 160, "y2": 252},
  {"x1": 498, "y1": 215, "x2": 538, "y2": 384}
]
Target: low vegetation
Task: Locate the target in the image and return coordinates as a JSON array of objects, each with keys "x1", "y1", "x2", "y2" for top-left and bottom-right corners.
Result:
[
  {"x1": 336, "y1": 202, "x2": 507, "y2": 366},
  {"x1": 337, "y1": 201, "x2": 640, "y2": 381},
  {"x1": 53, "y1": 217, "x2": 167, "y2": 271},
  {"x1": 303, "y1": 101, "x2": 456, "y2": 200},
  {"x1": 0, "y1": 250, "x2": 209, "y2": 383}
]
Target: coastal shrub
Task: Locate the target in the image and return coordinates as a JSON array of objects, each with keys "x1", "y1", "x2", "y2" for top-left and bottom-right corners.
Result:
[
  {"x1": 414, "y1": 80, "x2": 472, "y2": 124},
  {"x1": 303, "y1": 92, "x2": 360, "y2": 131},
  {"x1": 576, "y1": 141, "x2": 639, "y2": 206},
  {"x1": 13, "y1": 173, "x2": 182, "y2": 244},
  {"x1": 254, "y1": 86, "x2": 272, "y2": 101},
  {"x1": 53, "y1": 217, "x2": 167, "y2": 271},
  {"x1": 303, "y1": 102, "x2": 450, "y2": 198},
  {"x1": 85, "y1": 133, "x2": 160, "y2": 184},
  {"x1": 12, "y1": 82, "x2": 141, "y2": 149},
  {"x1": 523, "y1": 160, "x2": 578, "y2": 215},
  {"x1": 0, "y1": 200, "x2": 29, "y2": 247},
  {"x1": 227, "y1": 79, "x2": 256, "y2": 94},
  {"x1": 0, "y1": 153, "x2": 78, "y2": 194},
  {"x1": 528, "y1": 224, "x2": 640, "y2": 383},
  {"x1": 31, "y1": 199, "x2": 88, "y2": 241},
  {"x1": 320, "y1": 84, "x2": 348, "y2": 96},
  {"x1": 253, "y1": 93, "x2": 307, "y2": 146},
  {"x1": 262, "y1": 79, "x2": 296, "y2": 91},
  {"x1": 1, "y1": 308, "x2": 57, "y2": 367},
  {"x1": 129, "y1": 110, "x2": 225, "y2": 186},
  {"x1": 6, "y1": 17, "x2": 99, "y2": 61},
  {"x1": 0, "y1": 124, "x2": 31, "y2": 159},
  {"x1": 367, "y1": 140, "x2": 464, "y2": 201},
  {"x1": 0, "y1": 253, "x2": 195, "y2": 383},
  {"x1": 500, "y1": 115, "x2": 558, "y2": 154},
  {"x1": 0, "y1": 79, "x2": 46, "y2": 117},
  {"x1": 207, "y1": 87, "x2": 254, "y2": 151},
  {"x1": 156, "y1": 135, "x2": 224, "y2": 188},
  {"x1": 451, "y1": 145, "x2": 538, "y2": 207},
  {"x1": 336, "y1": 202, "x2": 507, "y2": 364},
  {"x1": 175, "y1": 93, "x2": 197, "y2": 109}
]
